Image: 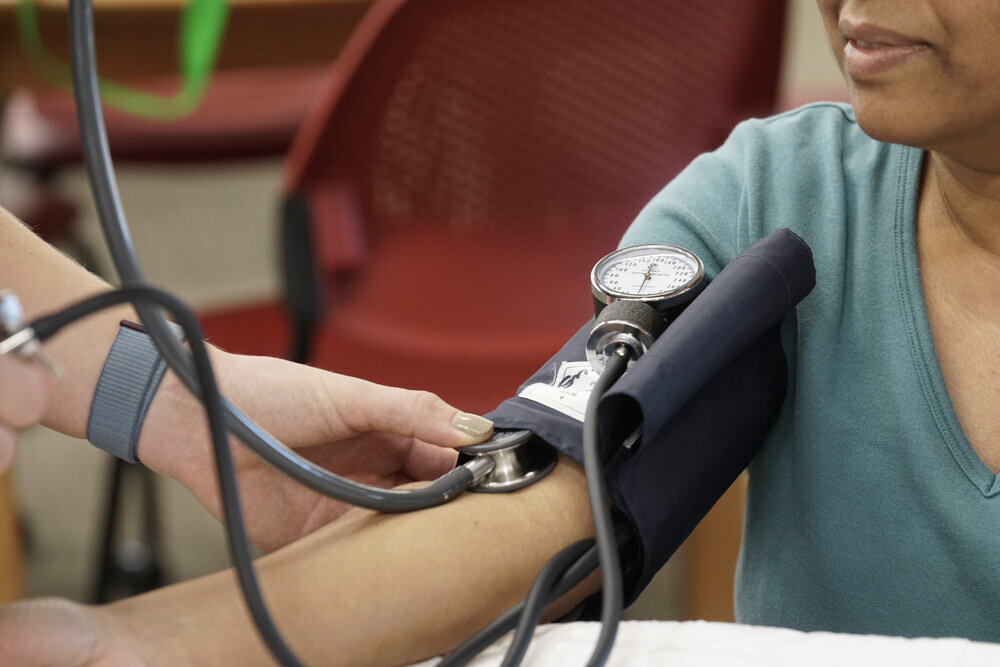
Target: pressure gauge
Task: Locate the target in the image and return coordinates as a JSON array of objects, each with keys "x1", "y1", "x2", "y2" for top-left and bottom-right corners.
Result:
[
  {"x1": 587, "y1": 244, "x2": 706, "y2": 371},
  {"x1": 591, "y1": 244, "x2": 705, "y2": 317}
]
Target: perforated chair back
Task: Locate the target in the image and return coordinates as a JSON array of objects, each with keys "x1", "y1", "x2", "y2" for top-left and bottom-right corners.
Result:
[{"x1": 279, "y1": 0, "x2": 787, "y2": 412}]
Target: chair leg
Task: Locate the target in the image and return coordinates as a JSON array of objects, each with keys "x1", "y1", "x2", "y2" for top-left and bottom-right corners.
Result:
[
  {"x1": 92, "y1": 458, "x2": 166, "y2": 603},
  {"x1": 288, "y1": 316, "x2": 316, "y2": 364}
]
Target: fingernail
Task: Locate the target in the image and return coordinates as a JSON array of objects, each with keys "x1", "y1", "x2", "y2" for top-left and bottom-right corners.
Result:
[{"x1": 451, "y1": 412, "x2": 494, "y2": 437}]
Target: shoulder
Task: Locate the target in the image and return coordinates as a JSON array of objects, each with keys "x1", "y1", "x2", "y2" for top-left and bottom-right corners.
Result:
[
  {"x1": 717, "y1": 102, "x2": 880, "y2": 190},
  {"x1": 621, "y1": 103, "x2": 903, "y2": 274},
  {"x1": 745, "y1": 102, "x2": 861, "y2": 141}
]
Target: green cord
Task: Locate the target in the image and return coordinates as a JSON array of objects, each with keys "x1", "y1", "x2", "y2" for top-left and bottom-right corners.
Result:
[{"x1": 16, "y1": 0, "x2": 230, "y2": 120}]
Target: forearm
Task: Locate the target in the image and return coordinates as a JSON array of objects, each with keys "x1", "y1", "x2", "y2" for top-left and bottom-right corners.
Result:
[
  {"x1": 2, "y1": 208, "x2": 232, "y2": 468},
  {"x1": 0, "y1": 209, "x2": 288, "y2": 478},
  {"x1": 103, "y1": 455, "x2": 597, "y2": 666},
  {"x1": 0, "y1": 208, "x2": 135, "y2": 437}
]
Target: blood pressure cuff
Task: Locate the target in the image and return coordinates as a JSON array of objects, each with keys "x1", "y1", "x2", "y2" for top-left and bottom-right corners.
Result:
[{"x1": 485, "y1": 228, "x2": 815, "y2": 603}]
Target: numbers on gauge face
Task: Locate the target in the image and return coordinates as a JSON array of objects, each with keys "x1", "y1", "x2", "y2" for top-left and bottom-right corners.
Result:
[{"x1": 601, "y1": 253, "x2": 696, "y2": 296}]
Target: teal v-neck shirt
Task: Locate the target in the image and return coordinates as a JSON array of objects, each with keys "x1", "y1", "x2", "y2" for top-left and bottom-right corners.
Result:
[{"x1": 620, "y1": 103, "x2": 1000, "y2": 641}]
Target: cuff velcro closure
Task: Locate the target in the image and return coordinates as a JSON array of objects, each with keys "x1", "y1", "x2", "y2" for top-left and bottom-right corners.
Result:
[{"x1": 86, "y1": 320, "x2": 186, "y2": 463}]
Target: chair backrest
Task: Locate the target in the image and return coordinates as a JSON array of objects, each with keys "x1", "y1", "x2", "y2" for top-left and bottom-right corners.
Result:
[
  {"x1": 281, "y1": 0, "x2": 787, "y2": 366},
  {"x1": 1, "y1": 66, "x2": 330, "y2": 169}
]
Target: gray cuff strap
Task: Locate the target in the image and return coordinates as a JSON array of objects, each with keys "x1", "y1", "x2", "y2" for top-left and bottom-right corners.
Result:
[{"x1": 87, "y1": 321, "x2": 186, "y2": 463}]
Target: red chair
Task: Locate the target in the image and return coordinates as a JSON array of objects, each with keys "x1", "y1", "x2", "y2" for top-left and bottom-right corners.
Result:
[{"x1": 199, "y1": 0, "x2": 788, "y2": 416}]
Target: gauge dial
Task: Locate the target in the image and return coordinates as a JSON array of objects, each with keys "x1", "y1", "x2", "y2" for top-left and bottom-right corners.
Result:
[{"x1": 591, "y1": 244, "x2": 705, "y2": 314}]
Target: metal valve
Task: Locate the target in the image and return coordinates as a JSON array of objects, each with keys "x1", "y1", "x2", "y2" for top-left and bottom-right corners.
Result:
[{"x1": 0, "y1": 290, "x2": 62, "y2": 377}]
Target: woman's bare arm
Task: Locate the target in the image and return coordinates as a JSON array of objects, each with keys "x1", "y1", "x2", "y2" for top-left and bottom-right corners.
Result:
[{"x1": 100, "y1": 455, "x2": 596, "y2": 666}]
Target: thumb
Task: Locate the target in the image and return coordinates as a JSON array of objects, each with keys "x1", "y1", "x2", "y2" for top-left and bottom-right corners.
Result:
[{"x1": 349, "y1": 381, "x2": 494, "y2": 448}]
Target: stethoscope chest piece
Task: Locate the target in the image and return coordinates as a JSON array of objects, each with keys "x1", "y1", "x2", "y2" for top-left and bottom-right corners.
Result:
[{"x1": 458, "y1": 429, "x2": 559, "y2": 493}]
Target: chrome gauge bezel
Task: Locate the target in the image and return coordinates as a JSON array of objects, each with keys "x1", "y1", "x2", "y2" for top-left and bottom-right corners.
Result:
[{"x1": 591, "y1": 244, "x2": 706, "y2": 311}]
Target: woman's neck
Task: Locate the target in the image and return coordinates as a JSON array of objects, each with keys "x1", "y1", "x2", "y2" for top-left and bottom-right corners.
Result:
[{"x1": 926, "y1": 151, "x2": 1000, "y2": 258}]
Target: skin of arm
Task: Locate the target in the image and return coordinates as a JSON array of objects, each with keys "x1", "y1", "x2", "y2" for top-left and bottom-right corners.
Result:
[
  {"x1": 0, "y1": 455, "x2": 597, "y2": 666},
  {"x1": 139, "y1": 350, "x2": 494, "y2": 551},
  {"x1": 0, "y1": 207, "x2": 495, "y2": 549},
  {"x1": 0, "y1": 207, "x2": 132, "y2": 438}
]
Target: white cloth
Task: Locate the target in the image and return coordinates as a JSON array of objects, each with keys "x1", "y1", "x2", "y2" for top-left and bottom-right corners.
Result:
[{"x1": 415, "y1": 620, "x2": 1000, "y2": 666}]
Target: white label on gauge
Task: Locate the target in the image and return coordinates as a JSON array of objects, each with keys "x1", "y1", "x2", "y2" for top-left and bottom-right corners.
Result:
[{"x1": 518, "y1": 361, "x2": 599, "y2": 422}]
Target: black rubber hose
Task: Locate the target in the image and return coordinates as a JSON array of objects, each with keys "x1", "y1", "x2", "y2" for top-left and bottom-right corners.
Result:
[
  {"x1": 581, "y1": 346, "x2": 630, "y2": 667},
  {"x1": 437, "y1": 541, "x2": 599, "y2": 667},
  {"x1": 32, "y1": 286, "x2": 304, "y2": 666},
  {"x1": 65, "y1": 0, "x2": 480, "y2": 513},
  {"x1": 499, "y1": 538, "x2": 596, "y2": 667}
]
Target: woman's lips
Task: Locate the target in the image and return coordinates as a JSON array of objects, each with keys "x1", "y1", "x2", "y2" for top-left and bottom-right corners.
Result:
[{"x1": 841, "y1": 23, "x2": 932, "y2": 80}]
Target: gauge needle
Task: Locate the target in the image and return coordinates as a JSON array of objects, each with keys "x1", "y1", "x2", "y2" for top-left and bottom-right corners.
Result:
[
  {"x1": 637, "y1": 272, "x2": 650, "y2": 293},
  {"x1": 636, "y1": 263, "x2": 658, "y2": 293}
]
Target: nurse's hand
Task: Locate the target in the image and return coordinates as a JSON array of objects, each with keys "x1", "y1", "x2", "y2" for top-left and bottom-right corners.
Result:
[
  {"x1": 0, "y1": 355, "x2": 53, "y2": 473},
  {"x1": 137, "y1": 349, "x2": 494, "y2": 552}
]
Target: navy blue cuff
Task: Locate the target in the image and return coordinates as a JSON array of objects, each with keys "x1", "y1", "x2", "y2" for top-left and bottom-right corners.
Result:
[{"x1": 486, "y1": 229, "x2": 814, "y2": 603}]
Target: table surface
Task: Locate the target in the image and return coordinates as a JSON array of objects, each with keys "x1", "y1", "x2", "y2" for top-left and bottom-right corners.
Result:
[
  {"x1": 413, "y1": 620, "x2": 1000, "y2": 666},
  {"x1": 0, "y1": 0, "x2": 372, "y2": 91}
]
